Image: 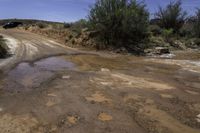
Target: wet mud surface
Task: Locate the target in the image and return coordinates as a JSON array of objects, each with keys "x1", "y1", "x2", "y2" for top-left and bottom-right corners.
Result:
[
  {"x1": 0, "y1": 52, "x2": 200, "y2": 133},
  {"x1": 1, "y1": 57, "x2": 75, "y2": 93},
  {"x1": 0, "y1": 30, "x2": 200, "y2": 133}
]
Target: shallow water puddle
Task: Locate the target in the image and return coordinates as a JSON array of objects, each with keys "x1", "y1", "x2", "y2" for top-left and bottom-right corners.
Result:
[
  {"x1": 3, "y1": 57, "x2": 75, "y2": 91},
  {"x1": 35, "y1": 57, "x2": 75, "y2": 71}
]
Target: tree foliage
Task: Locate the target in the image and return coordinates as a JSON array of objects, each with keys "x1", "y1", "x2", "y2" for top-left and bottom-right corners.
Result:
[
  {"x1": 193, "y1": 9, "x2": 200, "y2": 38},
  {"x1": 155, "y1": 0, "x2": 187, "y2": 33},
  {"x1": 88, "y1": 0, "x2": 149, "y2": 50}
]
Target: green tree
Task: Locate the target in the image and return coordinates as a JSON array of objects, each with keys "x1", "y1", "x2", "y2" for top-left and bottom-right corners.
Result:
[
  {"x1": 193, "y1": 9, "x2": 200, "y2": 38},
  {"x1": 155, "y1": 0, "x2": 187, "y2": 33},
  {"x1": 88, "y1": 0, "x2": 149, "y2": 51}
]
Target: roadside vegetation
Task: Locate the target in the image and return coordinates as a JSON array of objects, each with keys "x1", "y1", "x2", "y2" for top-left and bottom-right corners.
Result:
[
  {"x1": 88, "y1": 0, "x2": 149, "y2": 52},
  {"x1": 0, "y1": 35, "x2": 9, "y2": 58},
  {"x1": 1, "y1": 0, "x2": 200, "y2": 54},
  {"x1": 193, "y1": 9, "x2": 200, "y2": 38},
  {"x1": 155, "y1": 1, "x2": 187, "y2": 34}
]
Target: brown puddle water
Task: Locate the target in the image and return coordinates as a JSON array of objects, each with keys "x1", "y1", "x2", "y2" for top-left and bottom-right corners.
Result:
[
  {"x1": 1, "y1": 51, "x2": 200, "y2": 93},
  {"x1": 1, "y1": 57, "x2": 75, "y2": 92}
]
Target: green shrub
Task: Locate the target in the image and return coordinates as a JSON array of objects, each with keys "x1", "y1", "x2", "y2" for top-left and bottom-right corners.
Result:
[
  {"x1": 194, "y1": 38, "x2": 200, "y2": 46},
  {"x1": 51, "y1": 23, "x2": 64, "y2": 30},
  {"x1": 162, "y1": 28, "x2": 173, "y2": 42},
  {"x1": 155, "y1": 0, "x2": 187, "y2": 33},
  {"x1": 70, "y1": 19, "x2": 88, "y2": 35},
  {"x1": 193, "y1": 9, "x2": 200, "y2": 38},
  {"x1": 88, "y1": 0, "x2": 149, "y2": 51},
  {"x1": 149, "y1": 25, "x2": 162, "y2": 36},
  {"x1": 37, "y1": 22, "x2": 48, "y2": 29},
  {"x1": 0, "y1": 36, "x2": 9, "y2": 58},
  {"x1": 179, "y1": 23, "x2": 193, "y2": 37},
  {"x1": 63, "y1": 22, "x2": 72, "y2": 28}
]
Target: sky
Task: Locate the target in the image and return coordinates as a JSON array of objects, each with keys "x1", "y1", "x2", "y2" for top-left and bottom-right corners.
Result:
[{"x1": 0, "y1": 0, "x2": 200, "y2": 22}]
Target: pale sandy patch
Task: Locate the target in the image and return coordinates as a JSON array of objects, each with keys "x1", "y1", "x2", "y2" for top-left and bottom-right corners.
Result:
[
  {"x1": 111, "y1": 73, "x2": 174, "y2": 91},
  {"x1": 185, "y1": 90, "x2": 199, "y2": 95},
  {"x1": 98, "y1": 113, "x2": 113, "y2": 121},
  {"x1": 86, "y1": 91, "x2": 111, "y2": 104},
  {"x1": 160, "y1": 94, "x2": 174, "y2": 99},
  {"x1": 47, "y1": 93, "x2": 57, "y2": 97},
  {"x1": 67, "y1": 116, "x2": 79, "y2": 125}
]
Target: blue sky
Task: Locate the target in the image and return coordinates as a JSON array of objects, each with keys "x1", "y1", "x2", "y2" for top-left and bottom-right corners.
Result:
[{"x1": 0, "y1": 0, "x2": 199, "y2": 22}]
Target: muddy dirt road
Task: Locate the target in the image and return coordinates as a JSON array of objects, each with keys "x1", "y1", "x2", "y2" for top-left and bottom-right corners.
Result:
[
  {"x1": 0, "y1": 29, "x2": 200, "y2": 133},
  {"x1": 0, "y1": 29, "x2": 78, "y2": 72}
]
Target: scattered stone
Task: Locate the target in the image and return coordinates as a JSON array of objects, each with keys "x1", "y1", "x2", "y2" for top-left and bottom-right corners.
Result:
[
  {"x1": 46, "y1": 101, "x2": 57, "y2": 107},
  {"x1": 98, "y1": 113, "x2": 113, "y2": 121},
  {"x1": 172, "y1": 40, "x2": 186, "y2": 50},
  {"x1": 101, "y1": 68, "x2": 110, "y2": 72},
  {"x1": 160, "y1": 94, "x2": 174, "y2": 99},
  {"x1": 115, "y1": 47, "x2": 127, "y2": 53},
  {"x1": 196, "y1": 114, "x2": 200, "y2": 123},
  {"x1": 48, "y1": 93, "x2": 57, "y2": 97},
  {"x1": 62, "y1": 75, "x2": 70, "y2": 79},
  {"x1": 100, "y1": 82, "x2": 113, "y2": 86},
  {"x1": 154, "y1": 47, "x2": 170, "y2": 55},
  {"x1": 160, "y1": 54, "x2": 175, "y2": 59},
  {"x1": 196, "y1": 118, "x2": 200, "y2": 123}
]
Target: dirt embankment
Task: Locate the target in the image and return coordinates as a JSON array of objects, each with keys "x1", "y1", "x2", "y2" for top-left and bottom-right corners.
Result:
[
  {"x1": 22, "y1": 27, "x2": 94, "y2": 50},
  {"x1": 0, "y1": 35, "x2": 9, "y2": 58}
]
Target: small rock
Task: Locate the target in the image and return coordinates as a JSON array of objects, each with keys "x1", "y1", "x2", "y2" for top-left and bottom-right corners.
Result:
[
  {"x1": 101, "y1": 68, "x2": 110, "y2": 72},
  {"x1": 100, "y1": 82, "x2": 113, "y2": 86},
  {"x1": 46, "y1": 101, "x2": 56, "y2": 107},
  {"x1": 196, "y1": 114, "x2": 200, "y2": 123},
  {"x1": 48, "y1": 93, "x2": 57, "y2": 97},
  {"x1": 154, "y1": 47, "x2": 170, "y2": 55},
  {"x1": 62, "y1": 75, "x2": 70, "y2": 79},
  {"x1": 160, "y1": 53, "x2": 175, "y2": 59},
  {"x1": 196, "y1": 118, "x2": 200, "y2": 123}
]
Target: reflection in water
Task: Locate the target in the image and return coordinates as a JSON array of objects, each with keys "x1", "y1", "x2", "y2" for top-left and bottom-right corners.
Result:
[
  {"x1": 3, "y1": 57, "x2": 75, "y2": 91},
  {"x1": 35, "y1": 57, "x2": 75, "y2": 71},
  {"x1": 1, "y1": 52, "x2": 200, "y2": 93}
]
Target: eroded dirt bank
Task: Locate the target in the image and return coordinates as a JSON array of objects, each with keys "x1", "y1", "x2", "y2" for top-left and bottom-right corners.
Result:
[{"x1": 0, "y1": 29, "x2": 200, "y2": 133}]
